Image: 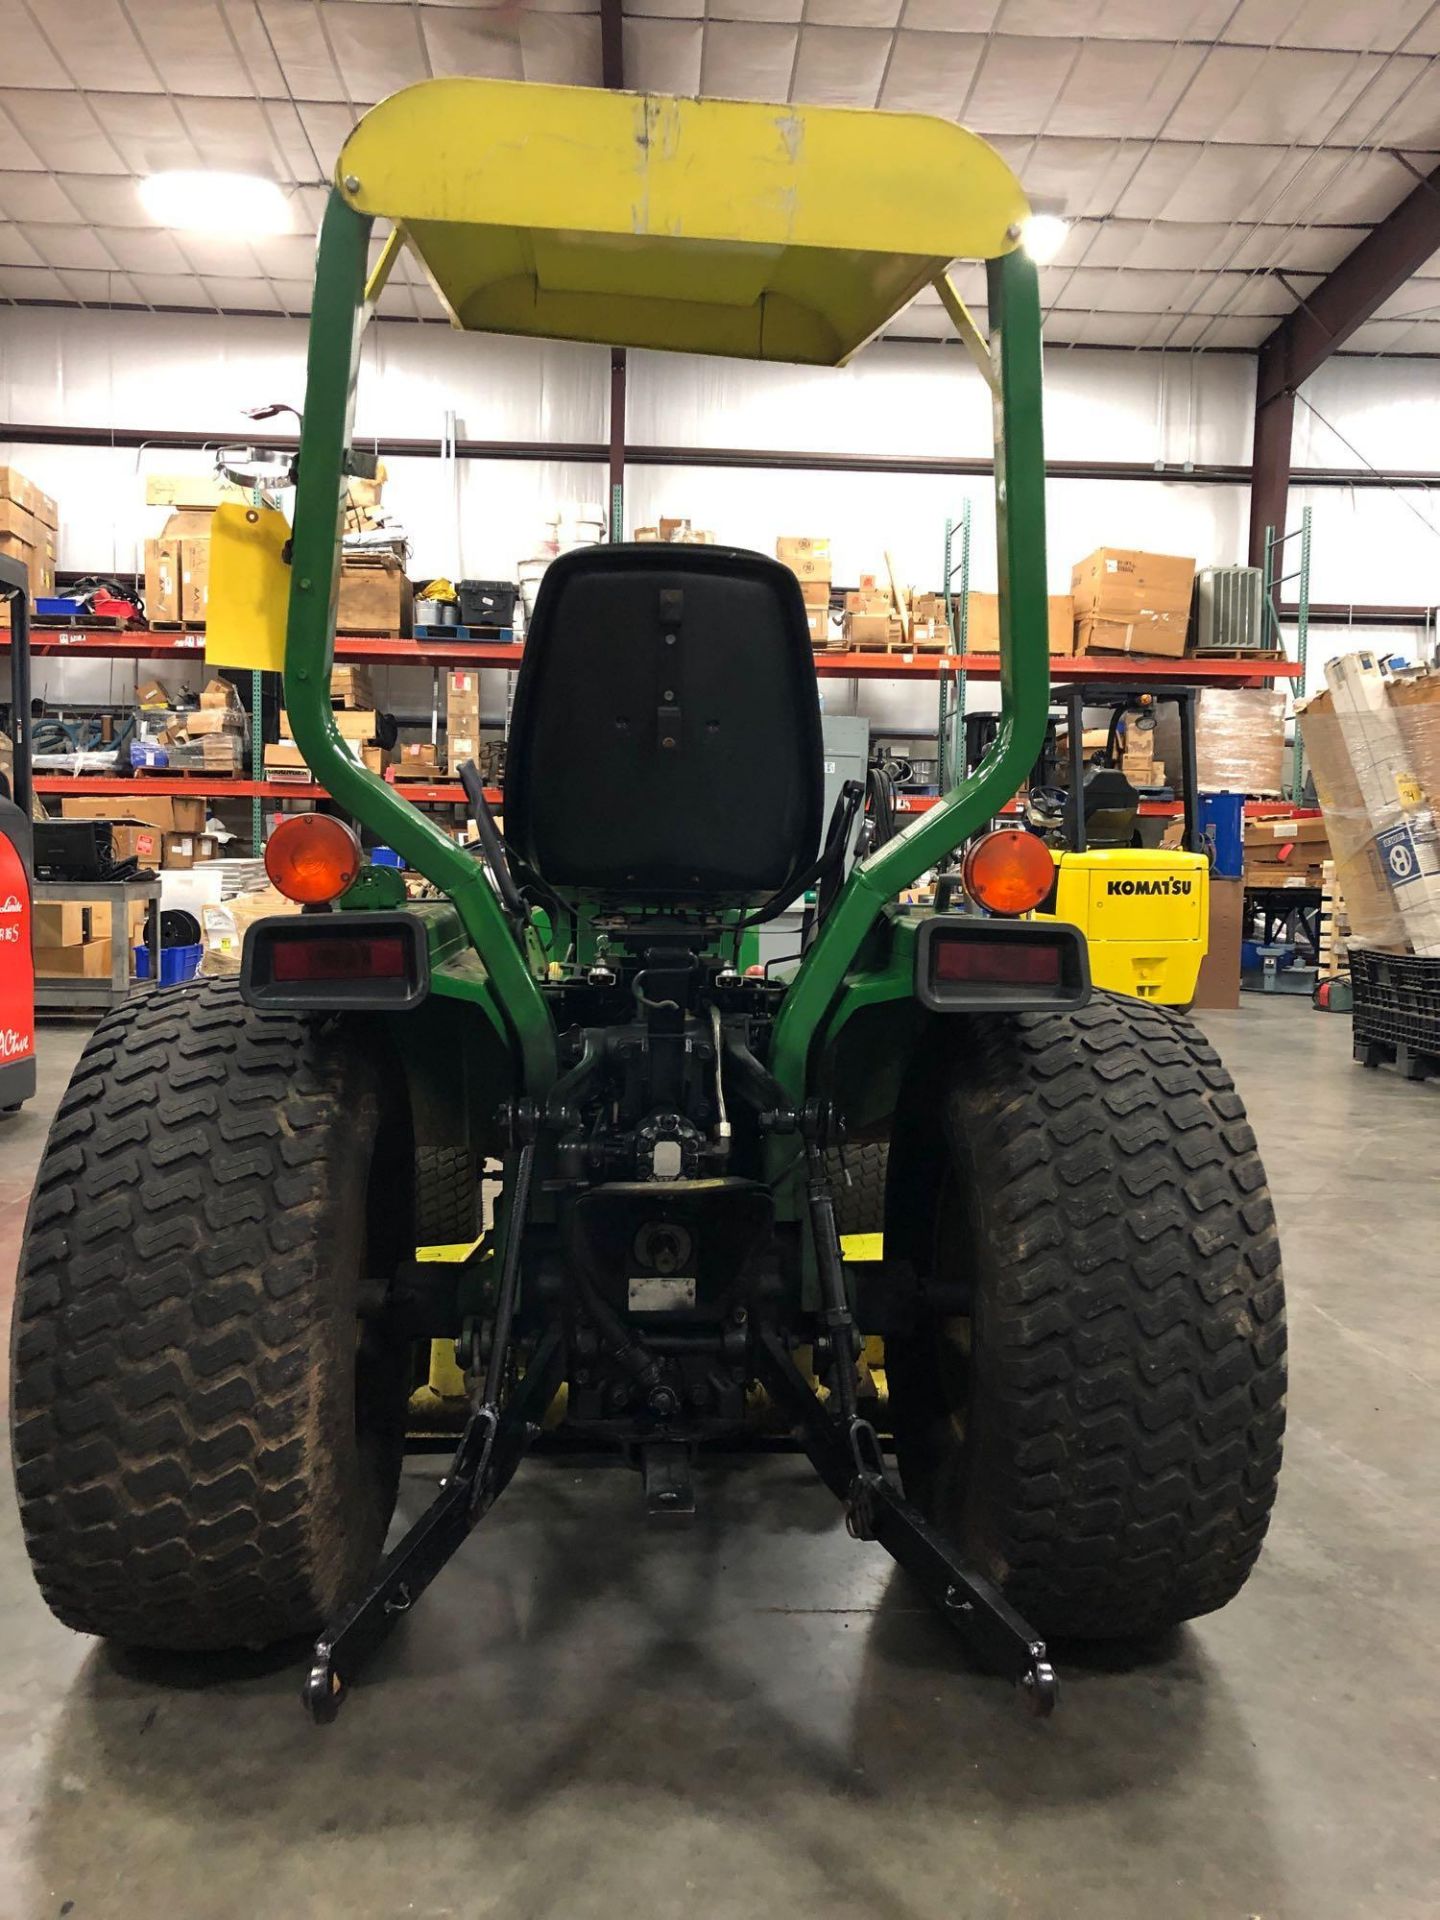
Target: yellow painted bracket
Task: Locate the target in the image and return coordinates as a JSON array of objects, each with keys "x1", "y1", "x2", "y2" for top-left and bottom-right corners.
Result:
[
  {"x1": 935, "y1": 274, "x2": 998, "y2": 393},
  {"x1": 205, "y1": 500, "x2": 291, "y2": 671}
]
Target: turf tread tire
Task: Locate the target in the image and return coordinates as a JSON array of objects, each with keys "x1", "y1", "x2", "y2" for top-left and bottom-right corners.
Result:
[
  {"x1": 9, "y1": 979, "x2": 411, "y2": 1652},
  {"x1": 415, "y1": 1145, "x2": 478, "y2": 1246},
  {"x1": 888, "y1": 993, "x2": 1286, "y2": 1640},
  {"x1": 826, "y1": 1142, "x2": 888, "y2": 1238}
]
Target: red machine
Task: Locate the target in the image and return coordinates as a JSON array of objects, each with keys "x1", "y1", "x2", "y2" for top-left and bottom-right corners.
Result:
[{"x1": 0, "y1": 554, "x2": 35, "y2": 1113}]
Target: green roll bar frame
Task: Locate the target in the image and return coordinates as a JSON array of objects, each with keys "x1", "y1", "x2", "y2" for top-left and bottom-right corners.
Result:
[{"x1": 282, "y1": 191, "x2": 1051, "y2": 1106}]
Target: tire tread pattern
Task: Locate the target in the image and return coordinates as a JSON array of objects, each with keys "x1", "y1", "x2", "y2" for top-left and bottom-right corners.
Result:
[
  {"x1": 903, "y1": 994, "x2": 1286, "y2": 1639},
  {"x1": 9, "y1": 979, "x2": 395, "y2": 1651}
]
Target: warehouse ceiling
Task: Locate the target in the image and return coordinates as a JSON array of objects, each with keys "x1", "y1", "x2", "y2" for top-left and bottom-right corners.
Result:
[{"x1": 0, "y1": 0, "x2": 1438, "y2": 354}]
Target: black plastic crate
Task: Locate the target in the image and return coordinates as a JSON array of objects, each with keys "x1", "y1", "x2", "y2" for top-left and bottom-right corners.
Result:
[
  {"x1": 1350, "y1": 947, "x2": 1440, "y2": 1079},
  {"x1": 457, "y1": 580, "x2": 517, "y2": 627}
]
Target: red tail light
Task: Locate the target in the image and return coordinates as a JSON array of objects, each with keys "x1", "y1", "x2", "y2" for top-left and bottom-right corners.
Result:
[{"x1": 271, "y1": 934, "x2": 408, "y2": 982}]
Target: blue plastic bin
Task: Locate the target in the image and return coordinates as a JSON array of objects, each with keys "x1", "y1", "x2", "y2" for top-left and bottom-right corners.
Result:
[
  {"x1": 1199, "y1": 792, "x2": 1245, "y2": 879},
  {"x1": 134, "y1": 942, "x2": 202, "y2": 986}
]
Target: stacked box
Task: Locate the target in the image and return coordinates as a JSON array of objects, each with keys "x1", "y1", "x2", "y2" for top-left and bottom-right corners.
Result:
[
  {"x1": 776, "y1": 536, "x2": 832, "y2": 611},
  {"x1": 1154, "y1": 688, "x2": 1286, "y2": 797},
  {"x1": 1243, "y1": 816, "x2": 1330, "y2": 889},
  {"x1": 0, "y1": 465, "x2": 59, "y2": 622},
  {"x1": 144, "y1": 508, "x2": 213, "y2": 623},
  {"x1": 634, "y1": 519, "x2": 715, "y2": 545},
  {"x1": 331, "y1": 663, "x2": 376, "y2": 708},
  {"x1": 909, "y1": 592, "x2": 951, "y2": 647},
  {"x1": 1298, "y1": 655, "x2": 1440, "y2": 958},
  {"x1": 1071, "y1": 548, "x2": 1195, "y2": 659},
  {"x1": 446, "y1": 669, "x2": 482, "y2": 770},
  {"x1": 60, "y1": 795, "x2": 205, "y2": 834}
]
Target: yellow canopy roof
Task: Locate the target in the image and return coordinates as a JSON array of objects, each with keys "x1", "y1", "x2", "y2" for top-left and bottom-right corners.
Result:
[{"x1": 336, "y1": 79, "x2": 1028, "y2": 366}]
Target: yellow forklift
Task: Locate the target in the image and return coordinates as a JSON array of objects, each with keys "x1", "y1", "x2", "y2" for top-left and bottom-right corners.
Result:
[{"x1": 967, "y1": 682, "x2": 1210, "y2": 1005}]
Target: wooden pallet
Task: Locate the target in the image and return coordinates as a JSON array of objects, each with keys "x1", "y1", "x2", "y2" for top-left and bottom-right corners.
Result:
[
  {"x1": 851, "y1": 638, "x2": 948, "y2": 656},
  {"x1": 1318, "y1": 858, "x2": 1352, "y2": 980},
  {"x1": 149, "y1": 620, "x2": 207, "y2": 633},
  {"x1": 1190, "y1": 646, "x2": 1287, "y2": 663}
]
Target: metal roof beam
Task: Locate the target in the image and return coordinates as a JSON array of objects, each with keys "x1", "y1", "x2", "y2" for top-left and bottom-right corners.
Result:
[
  {"x1": 1248, "y1": 160, "x2": 1440, "y2": 562},
  {"x1": 1256, "y1": 161, "x2": 1440, "y2": 405},
  {"x1": 600, "y1": 0, "x2": 624, "y2": 91}
]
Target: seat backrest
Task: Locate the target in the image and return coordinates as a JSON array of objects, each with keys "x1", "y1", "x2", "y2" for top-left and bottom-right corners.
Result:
[{"x1": 504, "y1": 544, "x2": 824, "y2": 908}]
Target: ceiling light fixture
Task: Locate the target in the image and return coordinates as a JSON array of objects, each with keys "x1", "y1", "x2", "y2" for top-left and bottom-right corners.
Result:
[
  {"x1": 139, "y1": 170, "x2": 291, "y2": 236},
  {"x1": 1020, "y1": 211, "x2": 1070, "y2": 266}
]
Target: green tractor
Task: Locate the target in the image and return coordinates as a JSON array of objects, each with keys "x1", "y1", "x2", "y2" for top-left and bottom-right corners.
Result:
[{"x1": 9, "y1": 80, "x2": 1286, "y2": 1723}]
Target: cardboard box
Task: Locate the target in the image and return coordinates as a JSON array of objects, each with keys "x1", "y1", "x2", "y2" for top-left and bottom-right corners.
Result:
[
  {"x1": 199, "y1": 677, "x2": 237, "y2": 710},
  {"x1": 0, "y1": 464, "x2": 58, "y2": 529},
  {"x1": 804, "y1": 605, "x2": 832, "y2": 645},
  {"x1": 280, "y1": 708, "x2": 377, "y2": 742},
  {"x1": 144, "y1": 473, "x2": 247, "y2": 510},
  {"x1": 108, "y1": 823, "x2": 165, "y2": 865},
  {"x1": 0, "y1": 465, "x2": 56, "y2": 623},
  {"x1": 964, "y1": 593, "x2": 1075, "y2": 655},
  {"x1": 331, "y1": 664, "x2": 375, "y2": 709},
  {"x1": 843, "y1": 613, "x2": 892, "y2": 646},
  {"x1": 136, "y1": 675, "x2": 172, "y2": 710},
  {"x1": 1388, "y1": 666, "x2": 1440, "y2": 803},
  {"x1": 35, "y1": 939, "x2": 113, "y2": 980},
  {"x1": 776, "y1": 536, "x2": 832, "y2": 585},
  {"x1": 393, "y1": 744, "x2": 443, "y2": 780},
  {"x1": 1071, "y1": 548, "x2": 1193, "y2": 658},
  {"x1": 33, "y1": 902, "x2": 88, "y2": 946},
  {"x1": 1246, "y1": 816, "x2": 1329, "y2": 847},
  {"x1": 0, "y1": 497, "x2": 42, "y2": 546},
  {"x1": 1075, "y1": 613, "x2": 1188, "y2": 660},
  {"x1": 1124, "y1": 758, "x2": 1165, "y2": 787},
  {"x1": 776, "y1": 536, "x2": 830, "y2": 563},
  {"x1": 263, "y1": 743, "x2": 311, "y2": 775},
  {"x1": 1072, "y1": 547, "x2": 1195, "y2": 621},
  {"x1": 909, "y1": 615, "x2": 950, "y2": 646},
  {"x1": 59, "y1": 794, "x2": 205, "y2": 835},
  {"x1": 162, "y1": 832, "x2": 219, "y2": 871},
  {"x1": 337, "y1": 556, "x2": 411, "y2": 636},
  {"x1": 1191, "y1": 878, "x2": 1243, "y2": 1011},
  {"x1": 144, "y1": 509, "x2": 212, "y2": 624},
  {"x1": 799, "y1": 579, "x2": 831, "y2": 608},
  {"x1": 182, "y1": 537, "x2": 210, "y2": 623},
  {"x1": 178, "y1": 706, "x2": 241, "y2": 738},
  {"x1": 447, "y1": 669, "x2": 481, "y2": 714},
  {"x1": 845, "y1": 588, "x2": 893, "y2": 615},
  {"x1": 1318, "y1": 652, "x2": 1440, "y2": 957},
  {"x1": 144, "y1": 537, "x2": 181, "y2": 623}
]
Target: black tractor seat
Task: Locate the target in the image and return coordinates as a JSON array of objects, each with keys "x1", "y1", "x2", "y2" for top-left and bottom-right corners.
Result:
[{"x1": 504, "y1": 544, "x2": 826, "y2": 911}]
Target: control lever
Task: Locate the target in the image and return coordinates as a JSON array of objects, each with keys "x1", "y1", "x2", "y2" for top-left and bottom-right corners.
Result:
[{"x1": 457, "y1": 760, "x2": 526, "y2": 919}]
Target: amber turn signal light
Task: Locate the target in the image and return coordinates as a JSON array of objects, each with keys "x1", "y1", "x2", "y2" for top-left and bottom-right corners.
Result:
[
  {"x1": 961, "y1": 828, "x2": 1054, "y2": 917},
  {"x1": 264, "y1": 814, "x2": 363, "y2": 905}
]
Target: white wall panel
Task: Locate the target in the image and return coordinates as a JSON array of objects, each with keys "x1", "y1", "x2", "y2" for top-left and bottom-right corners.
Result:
[{"x1": 1, "y1": 303, "x2": 1435, "y2": 625}]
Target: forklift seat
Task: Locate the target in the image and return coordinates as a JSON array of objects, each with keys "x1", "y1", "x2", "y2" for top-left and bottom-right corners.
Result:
[
  {"x1": 504, "y1": 544, "x2": 825, "y2": 906},
  {"x1": 1080, "y1": 765, "x2": 1140, "y2": 849}
]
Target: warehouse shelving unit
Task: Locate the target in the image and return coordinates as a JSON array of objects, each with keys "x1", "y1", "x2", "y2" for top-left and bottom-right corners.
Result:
[
  {"x1": 1261, "y1": 504, "x2": 1313, "y2": 801},
  {"x1": 6, "y1": 625, "x2": 1301, "y2": 840}
]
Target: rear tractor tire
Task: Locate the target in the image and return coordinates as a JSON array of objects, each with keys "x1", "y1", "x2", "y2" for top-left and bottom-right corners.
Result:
[
  {"x1": 886, "y1": 993, "x2": 1286, "y2": 1641},
  {"x1": 9, "y1": 980, "x2": 416, "y2": 1653}
]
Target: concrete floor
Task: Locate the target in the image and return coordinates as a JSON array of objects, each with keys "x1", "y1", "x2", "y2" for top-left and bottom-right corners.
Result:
[{"x1": 1, "y1": 1002, "x2": 1437, "y2": 1920}]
